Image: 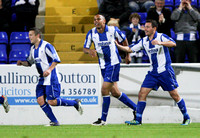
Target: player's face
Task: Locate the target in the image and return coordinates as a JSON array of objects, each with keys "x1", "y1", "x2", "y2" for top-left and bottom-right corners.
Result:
[
  {"x1": 144, "y1": 22, "x2": 155, "y2": 36},
  {"x1": 155, "y1": 0, "x2": 165, "y2": 11},
  {"x1": 94, "y1": 15, "x2": 105, "y2": 29},
  {"x1": 29, "y1": 31, "x2": 38, "y2": 44}
]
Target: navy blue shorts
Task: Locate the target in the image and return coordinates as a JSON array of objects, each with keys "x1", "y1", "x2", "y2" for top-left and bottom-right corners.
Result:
[
  {"x1": 36, "y1": 83, "x2": 61, "y2": 100},
  {"x1": 142, "y1": 67, "x2": 179, "y2": 91},
  {"x1": 101, "y1": 64, "x2": 120, "y2": 82}
]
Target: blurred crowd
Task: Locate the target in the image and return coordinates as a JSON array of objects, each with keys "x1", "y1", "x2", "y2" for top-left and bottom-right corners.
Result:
[{"x1": 97, "y1": 0, "x2": 200, "y2": 63}]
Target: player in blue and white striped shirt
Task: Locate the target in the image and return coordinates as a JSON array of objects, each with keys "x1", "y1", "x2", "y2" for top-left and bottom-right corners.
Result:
[
  {"x1": 116, "y1": 20, "x2": 191, "y2": 125},
  {"x1": 83, "y1": 14, "x2": 137, "y2": 126},
  {"x1": 17, "y1": 28, "x2": 83, "y2": 126}
]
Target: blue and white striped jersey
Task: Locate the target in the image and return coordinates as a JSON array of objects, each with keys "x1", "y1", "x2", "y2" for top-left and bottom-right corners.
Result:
[
  {"x1": 130, "y1": 32, "x2": 175, "y2": 74},
  {"x1": 84, "y1": 25, "x2": 126, "y2": 69},
  {"x1": 27, "y1": 40, "x2": 61, "y2": 85}
]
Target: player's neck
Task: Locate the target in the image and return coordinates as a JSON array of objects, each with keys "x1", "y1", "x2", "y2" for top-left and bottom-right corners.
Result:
[
  {"x1": 34, "y1": 39, "x2": 41, "y2": 49},
  {"x1": 97, "y1": 26, "x2": 105, "y2": 33}
]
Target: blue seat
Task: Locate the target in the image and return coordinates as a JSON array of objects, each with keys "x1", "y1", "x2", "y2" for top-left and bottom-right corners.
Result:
[
  {"x1": 175, "y1": 0, "x2": 198, "y2": 8},
  {"x1": 10, "y1": 32, "x2": 30, "y2": 44},
  {"x1": 165, "y1": 0, "x2": 174, "y2": 7},
  {"x1": 137, "y1": 12, "x2": 147, "y2": 24},
  {"x1": 0, "y1": 44, "x2": 7, "y2": 64},
  {"x1": 0, "y1": 32, "x2": 8, "y2": 44},
  {"x1": 9, "y1": 50, "x2": 29, "y2": 64},
  {"x1": 10, "y1": 44, "x2": 31, "y2": 51}
]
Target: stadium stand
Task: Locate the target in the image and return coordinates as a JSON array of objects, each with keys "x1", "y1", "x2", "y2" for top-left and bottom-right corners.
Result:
[
  {"x1": 9, "y1": 32, "x2": 31, "y2": 64},
  {"x1": 0, "y1": 32, "x2": 8, "y2": 64},
  {"x1": 44, "y1": 0, "x2": 98, "y2": 63}
]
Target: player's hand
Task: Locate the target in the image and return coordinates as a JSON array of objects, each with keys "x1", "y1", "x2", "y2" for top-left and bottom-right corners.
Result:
[
  {"x1": 43, "y1": 69, "x2": 51, "y2": 77},
  {"x1": 88, "y1": 49, "x2": 97, "y2": 58},
  {"x1": 125, "y1": 54, "x2": 131, "y2": 64},
  {"x1": 151, "y1": 40, "x2": 161, "y2": 45},
  {"x1": 17, "y1": 60, "x2": 22, "y2": 66},
  {"x1": 114, "y1": 40, "x2": 120, "y2": 47}
]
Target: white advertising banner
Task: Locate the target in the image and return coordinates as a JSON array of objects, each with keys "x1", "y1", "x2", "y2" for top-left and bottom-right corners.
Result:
[{"x1": 0, "y1": 64, "x2": 101, "y2": 106}]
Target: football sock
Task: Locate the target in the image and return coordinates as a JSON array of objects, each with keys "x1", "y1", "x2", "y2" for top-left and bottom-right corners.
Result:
[
  {"x1": 0, "y1": 96, "x2": 4, "y2": 104},
  {"x1": 118, "y1": 92, "x2": 137, "y2": 111},
  {"x1": 101, "y1": 96, "x2": 110, "y2": 121},
  {"x1": 177, "y1": 98, "x2": 190, "y2": 120},
  {"x1": 56, "y1": 98, "x2": 77, "y2": 106},
  {"x1": 136, "y1": 101, "x2": 146, "y2": 123},
  {"x1": 41, "y1": 103, "x2": 58, "y2": 123}
]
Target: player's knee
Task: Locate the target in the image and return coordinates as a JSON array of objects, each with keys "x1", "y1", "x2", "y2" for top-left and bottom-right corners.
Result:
[
  {"x1": 47, "y1": 100, "x2": 57, "y2": 106},
  {"x1": 37, "y1": 98, "x2": 45, "y2": 106},
  {"x1": 138, "y1": 91, "x2": 147, "y2": 100}
]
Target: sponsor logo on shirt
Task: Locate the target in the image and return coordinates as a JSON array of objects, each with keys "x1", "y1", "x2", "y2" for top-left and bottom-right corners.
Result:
[
  {"x1": 98, "y1": 41, "x2": 111, "y2": 47},
  {"x1": 148, "y1": 48, "x2": 158, "y2": 54}
]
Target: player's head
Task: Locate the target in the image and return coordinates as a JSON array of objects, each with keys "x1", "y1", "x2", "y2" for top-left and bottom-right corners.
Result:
[
  {"x1": 94, "y1": 14, "x2": 106, "y2": 29},
  {"x1": 29, "y1": 27, "x2": 42, "y2": 44},
  {"x1": 145, "y1": 20, "x2": 158, "y2": 36}
]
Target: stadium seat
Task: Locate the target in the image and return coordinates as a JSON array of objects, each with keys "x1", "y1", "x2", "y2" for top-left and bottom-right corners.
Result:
[
  {"x1": 0, "y1": 44, "x2": 8, "y2": 64},
  {"x1": 137, "y1": 12, "x2": 147, "y2": 24},
  {"x1": 10, "y1": 32, "x2": 30, "y2": 44},
  {"x1": 9, "y1": 50, "x2": 29, "y2": 64},
  {"x1": 170, "y1": 29, "x2": 176, "y2": 40},
  {"x1": 175, "y1": 0, "x2": 198, "y2": 8},
  {"x1": 0, "y1": 32, "x2": 8, "y2": 44},
  {"x1": 165, "y1": 0, "x2": 174, "y2": 7},
  {"x1": 10, "y1": 44, "x2": 31, "y2": 51}
]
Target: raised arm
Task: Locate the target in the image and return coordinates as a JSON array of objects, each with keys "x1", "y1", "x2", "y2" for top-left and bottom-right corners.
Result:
[{"x1": 151, "y1": 40, "x2": 176, "y2": 47}]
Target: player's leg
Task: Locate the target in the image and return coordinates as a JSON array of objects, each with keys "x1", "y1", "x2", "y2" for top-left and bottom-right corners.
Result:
[
  {"x1": 111, "y1": 82, "x2": 137, "y2": 111},
  {"x1": 46, "y1": 84, "x2": 83, "y2": 115},
  {"x1": 36, "y1": 85, "x2": 59, "y2": 126},
  {"x1": 0, "y1": 95, "x2": 10, "y2": 113},
  {"x1": 169, "y1": 89, "x2": 191, "y2": 125},
  {"x1": 92, "y1": 81, "x2": 113, "y2": 126}
]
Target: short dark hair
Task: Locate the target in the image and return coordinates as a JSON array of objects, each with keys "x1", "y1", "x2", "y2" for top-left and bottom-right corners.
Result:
[
  {"x1": 29, "y1": 27, "x2": 42, "y2": 38},
  {"x1": 145, "y1": 19, "x2": 158, "y2": 28},
  {"x1": 129, "y1": 13, "x2": 141, "y2": 22}
]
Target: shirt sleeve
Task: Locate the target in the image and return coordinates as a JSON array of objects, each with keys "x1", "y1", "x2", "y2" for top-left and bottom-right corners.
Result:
[
  {"x1": 27, "y1": 46, "x2": 34, "y2": 66},
  {"x1": 161, "y1": 34, "x2": 176, "y2": 43},
  {"x1": 45, "y1": 43, "x2": 61, "y2": 63},
  {"x1": 84, "y1": 30, "x2": 93, "y2": 49},
  {"x1": 129, "y1": 39, "x2": 143, "y2": 52},
  {"x1": 114, "y1": 26, "x2": 126, "y2": 43}
]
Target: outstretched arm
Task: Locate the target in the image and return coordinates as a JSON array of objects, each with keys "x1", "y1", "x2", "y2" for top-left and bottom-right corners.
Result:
[
  {"x1": 122, "y1": 39, "x2": 131, "y2": 64},
  {"x1": 83, "y1": 48, "x2": 97, "y2": 58},
  {"x1": 17, "y1": 60, "x2": 31, "y2": 67},
  {"x1": 151, "y1": 40, "x2": 176, "y2": 47},
  {"x1": 115, "y1": 41, "x2": 132, "y2": 53}
]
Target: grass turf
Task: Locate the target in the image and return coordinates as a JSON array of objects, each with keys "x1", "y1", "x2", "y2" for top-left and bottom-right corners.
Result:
[{"x1": 0, "y1": 123, "x2": 199, "y2": 138}]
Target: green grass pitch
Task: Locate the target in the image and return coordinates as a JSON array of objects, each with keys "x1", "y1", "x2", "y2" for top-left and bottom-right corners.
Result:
[{"x1": 0, "y1": 123, "x2": 199, "y2": 138}]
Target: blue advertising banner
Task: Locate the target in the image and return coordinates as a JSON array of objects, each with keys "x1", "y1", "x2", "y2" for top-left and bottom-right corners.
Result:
[{"x1": 0, "y1": 64, "x2": 101, "y2": 106}]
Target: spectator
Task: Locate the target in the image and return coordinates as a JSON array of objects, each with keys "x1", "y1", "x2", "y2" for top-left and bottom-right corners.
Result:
[
  {"x1": 12, "y1": 0, "x2": 39, "y2": 31},
  {"x1": 99, "y1": 0, "x2": 132, "y2": 28},
  {"x1": 128, "y1": 0, "x2": 154, "y2": 12},
  {"x1": 97, "y1": 0, "x2": 104, "y2": 8},
  {"x1": 147, "y1": 0, "x2": 172, "y2": 37},
  {"x1": 171, "y1": 0, "x2": 200, "y2": 63},
  {"x1": 0, "y1": 0, "x2": 11, "y2": 34},
  {"x1": 128, "y1": 13, "x2": 145, "y2": 63}
]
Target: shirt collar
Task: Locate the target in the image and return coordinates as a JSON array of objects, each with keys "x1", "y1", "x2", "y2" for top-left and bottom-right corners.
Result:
[
  {"x1": 95, "y1": 25, "x2": 109, "y2": 33},
  {"x1": 147, "y1": 31, "x2": 158, "y2": 41}
]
